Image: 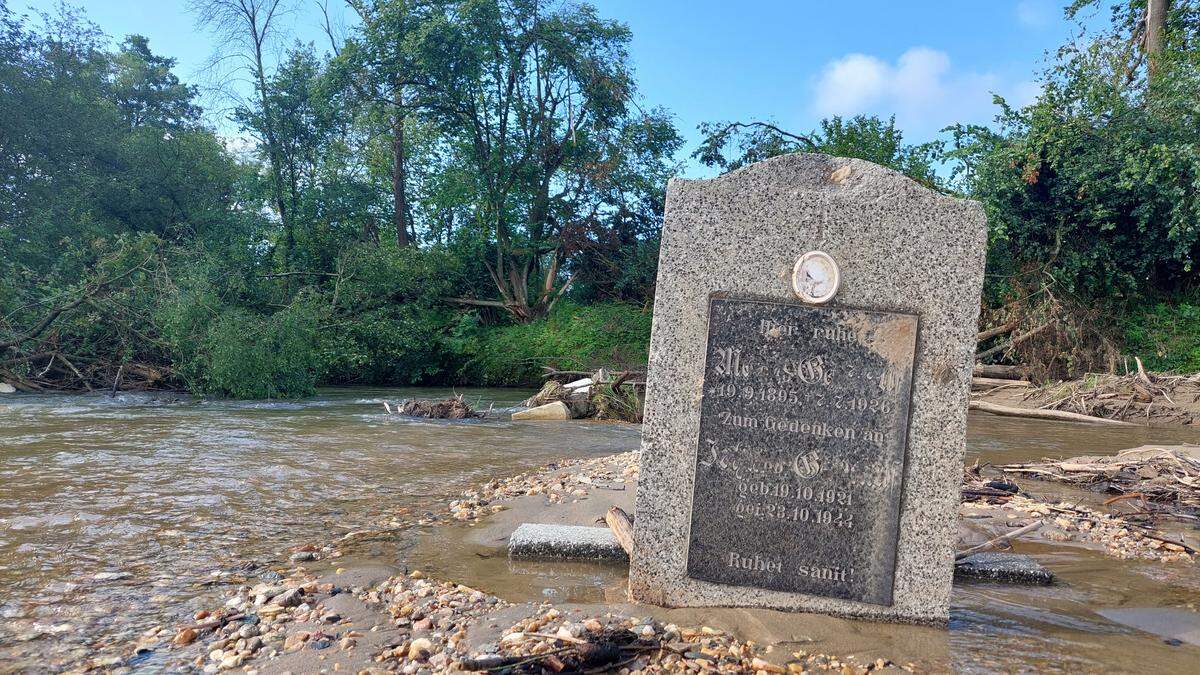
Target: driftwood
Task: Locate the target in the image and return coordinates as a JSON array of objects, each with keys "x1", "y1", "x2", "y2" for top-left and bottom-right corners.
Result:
[
  {"x1": 604, "y1": 506, "x2": 634, "y2": 556},
  {"x1": 1027, "y1": 369, "x2": 1200, "y2": 425},
  {"x1": 998, "y1": 446, "x2": 1200, "y2": 519},
  {"x1": 973, "y1": 364, "x2": 1025, "y2": 380},
  {"x1": 976, "y1": 320, "x2": 1018, "y2": 343},
  {"x1": 969, "y1": 400, "x2": 1135, "y2": 426},
  {"x1": 955, "y1": 520, "x2": 1044, "y2": 560},
  {"x1": 975, "y1": 321, "x2": 1055, "y2": 362},
  {"x1": 384, "y1": 394, "x2": 482, "y2": 419},
  {"x1": 972, "y1": 376, "x2": 1032, "y2": 389}
]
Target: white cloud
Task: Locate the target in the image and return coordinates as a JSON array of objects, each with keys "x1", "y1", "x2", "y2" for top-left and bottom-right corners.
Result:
[
  {"x1": 812, "y1": 47, "x2": 1033, "y2": 138},
  {"x1": 1016, "y1": 0, "x2": 1056, "y2": 29}
]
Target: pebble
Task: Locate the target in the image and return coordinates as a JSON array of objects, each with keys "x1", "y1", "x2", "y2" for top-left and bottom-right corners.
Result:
[
  {"x1": 173, "y1": 628, "x2": 198, "y2": 646},
  {"x1": 407, "y1": 637, "x2": 433, "y2": 660}
]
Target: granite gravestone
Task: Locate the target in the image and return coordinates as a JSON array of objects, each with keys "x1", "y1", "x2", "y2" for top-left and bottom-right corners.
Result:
[{"x1": 628, "y1": 153, "x2": 986, "y2": 625}]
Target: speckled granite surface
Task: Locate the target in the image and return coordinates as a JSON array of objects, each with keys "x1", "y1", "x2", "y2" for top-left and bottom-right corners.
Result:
[
  {"x1": 509, "y1": 524, "x2": 628, "y2": 561},
  {"x1": 628, "y1": 153, "x2": 987, "y2": 625}
]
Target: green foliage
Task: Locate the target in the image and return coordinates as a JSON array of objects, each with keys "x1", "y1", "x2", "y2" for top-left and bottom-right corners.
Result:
[
  {"x1": 315, "y1": 245, "x2": 463, "y2": 385},
  {"x1": 694, "y1": 115, "x2": 943, "y2": 189},
  {"x1": 194, "y1": 303, "x2": 323, "y2": 399},
  {"x1": 1124, "y1": 302, "x2": 1200, "y2": 373},
  {"x1": 455, "y1": 302, "x2": 652, "y2": 386},
  {"x1": 946, "y1": 1, "x2": 1200, "y2": 301}
]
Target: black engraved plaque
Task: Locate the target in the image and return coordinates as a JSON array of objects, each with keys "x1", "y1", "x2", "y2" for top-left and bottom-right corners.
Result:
[{"x1": 685, "y1": 296, "x2": 918, "y2": 606}]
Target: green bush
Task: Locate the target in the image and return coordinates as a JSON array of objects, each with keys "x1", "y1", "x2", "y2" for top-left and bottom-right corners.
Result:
[
  {"x1": 1124, "y1": 302, "x2": 1200, "y2": 374},
  {"x1": 455, "y1": 302, "x2": 652, "y2": 386},
  {"x1": 158, "y1": 277, "x2": 323, "y2": 398},
  {"x1": 317, "y1": 306, "x2": 456, "y2": 385}
]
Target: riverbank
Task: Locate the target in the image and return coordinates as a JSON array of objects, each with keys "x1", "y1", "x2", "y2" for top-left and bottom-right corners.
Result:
[
  {"x1": 154, "y1": 444, "x2": 1199, "y2": 674},
  {"x1": 4, "y1": 392, "x2": 1200, "y2": 673},
  {"x1": 156, "y1": 452, "x2": 911, "y2": 674}
]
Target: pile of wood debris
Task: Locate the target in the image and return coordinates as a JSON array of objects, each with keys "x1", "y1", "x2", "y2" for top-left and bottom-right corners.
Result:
[
  {"x1": 961, "y1": 459, "x2": 1198, "y2": 561},
  {"x1": 520, "y1": 368, "x2": 645, "y2": 423},
  {"x1": 1026, "y1": 364, "x2": 1200, "y2": 425},
  {"x1": 997, "y1": 445, "x2": 1200, "y2": 523},
  {"x1": 383, "y1": 394, "x2": 485, "y2": 419}
]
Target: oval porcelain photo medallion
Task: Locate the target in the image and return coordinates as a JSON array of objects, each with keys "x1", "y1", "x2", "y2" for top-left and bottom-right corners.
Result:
[{"x1": 792, "y1": 251, "x2": 840, "y2": 304}]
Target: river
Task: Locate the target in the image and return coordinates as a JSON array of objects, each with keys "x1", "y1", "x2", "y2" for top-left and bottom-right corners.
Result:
[{"x1": 1, "y1": 388, "x2": 1198, "y2": 672}]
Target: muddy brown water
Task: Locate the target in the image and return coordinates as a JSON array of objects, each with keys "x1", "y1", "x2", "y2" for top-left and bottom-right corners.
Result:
[{"x1": 1, "y1": 389, "x2": 1198, "y2": 672}]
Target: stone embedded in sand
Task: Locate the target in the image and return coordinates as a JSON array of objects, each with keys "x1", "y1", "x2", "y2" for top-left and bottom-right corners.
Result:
[
  {"x1": 508, "y1": 523, "x2": 628, "y2": 560},
  {"x1": 954, "y1": 553, "x2": 1054, "y2": 585},
  {"x1": 511, "y1": 401, "x2": 573, "y2": 421}
]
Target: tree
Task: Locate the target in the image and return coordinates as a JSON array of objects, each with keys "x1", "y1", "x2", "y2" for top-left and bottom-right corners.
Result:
[
  {"x1": 190, "y1": 0, "x2": 296, "y2": 266},
  {"x1": 417, "y1": 0, "x2": 650, "y2": 321},
  {"x1": 948, "y1": 0, "x2": 1200, "y2": 299},
  {"x1": 336, "y1": 0, "x2": 442, "y2": 247},
  {"x1": 112, "y1": 35, "x2": 199, "y2": 129},
  {"x1": 694, "y1": 115, "x2": 942, "y2": 189}
]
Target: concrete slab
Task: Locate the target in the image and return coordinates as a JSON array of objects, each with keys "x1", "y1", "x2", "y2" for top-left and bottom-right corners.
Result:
[{"x1": 508, "y1": 524, "x2": 628, "y2": 561}]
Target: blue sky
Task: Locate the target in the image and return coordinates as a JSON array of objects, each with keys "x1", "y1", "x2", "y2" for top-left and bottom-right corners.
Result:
[{"x1": 17, "y1": 0, "x2": 1087, "y2": 174}]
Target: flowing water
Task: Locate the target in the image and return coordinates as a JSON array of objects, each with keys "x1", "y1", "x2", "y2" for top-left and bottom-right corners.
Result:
[{"x1": 1, "y1": 389, "x2": 1198, "y2": 672}]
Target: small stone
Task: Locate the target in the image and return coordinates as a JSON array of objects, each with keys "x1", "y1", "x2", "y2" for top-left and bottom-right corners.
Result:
[
  {"x1": 283, "y1": 633, "x2": 309, "y2": 652},
  {"x1": 752, "y1": 657, "x2": 785, "y2": 673},
  {"x1": 93, "y1": 571, "x2": 132, "y2": 581},
  {"x1": 274, "y1": 589, "x2": 304, "y2": 607},
  {"x1": 290, "y1": 551, "x2": 316, "y2": 562},
  {"x1": 174, "y1": 628, "x2": 199, "y2": 646},
  {"x1": 408, "y1": 637, "x2": 433, "y2": 660}
]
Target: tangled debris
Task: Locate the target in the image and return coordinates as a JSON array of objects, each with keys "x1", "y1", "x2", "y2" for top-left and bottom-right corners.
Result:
[
  {"x1": 962, "y1": 462, "x2": 1197, "y2": 562},
  {"x1": 385, "y1": 394, "x2": 485, "y2": 419},
  {"x1": 1021, "y1": 367, "x2": 1200, "y2": 425},
  {"x1": 458, "y1": 607, "x2": 897, "y2": 674},
  {"x1": 521, "y1": 369, "x2": 645, "y2": 423},
  {"x1": 997, "y1": 445, "x2": 1200, "y2": 522}
]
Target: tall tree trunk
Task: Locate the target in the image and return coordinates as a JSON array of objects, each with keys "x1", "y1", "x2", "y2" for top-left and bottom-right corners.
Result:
[
  {"x1": 392, "y1": 86, "x2": 410, "y2": 247},
  {"x1": 1146, "y1": 0, "x2": 1169, "y2": 79}
]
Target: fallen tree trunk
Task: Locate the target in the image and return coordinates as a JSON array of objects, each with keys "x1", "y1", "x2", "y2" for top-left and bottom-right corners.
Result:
[
  {"x1": 972, "y1": 376, "x2": 1032, "y2": 389},
  {"x1": 976, "y1": 321, "x2": 1018, "y2": 343},
  {"x1": 973, "y1": 364, "x2": 1025, "y2": 380},
  {"x1": 976, "y1": 322, "x2": 1054, "y2": 362},
  {"x1": 969, "y1": 400, "x2": 1136, "y2": 426},
  {"x1": 604, "y1": 506, "x2": 634, "y2": 556}
]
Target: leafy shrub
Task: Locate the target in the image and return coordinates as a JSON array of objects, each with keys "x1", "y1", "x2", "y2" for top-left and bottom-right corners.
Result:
[
  {"x1": 1124, "y1": 302, "x2": 1200, "y2": 374},
  {"x1": 158, "y1": 275, "x2": 323, "y2": 398},
  {"x1": 317, "y1": 306, "x2": 456, "y2": 385},
  {"x1": 455, "y1": 301, "x2": 652, "y2": 386},
  {"x1": 198, "y1": 303, "x2": 321, "y2": 398}
]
